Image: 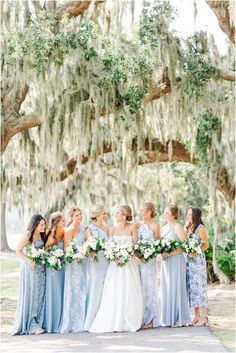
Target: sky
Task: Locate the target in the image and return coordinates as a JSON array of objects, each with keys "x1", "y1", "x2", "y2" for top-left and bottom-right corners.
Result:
[{"x1": 170, "y1": 0, "x2": 228, "y2": 55}]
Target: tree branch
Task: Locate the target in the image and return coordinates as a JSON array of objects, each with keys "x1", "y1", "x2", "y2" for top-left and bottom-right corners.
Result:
[
  {"x1": 59, "y1": 139, "x2": 194, "y2": 182},
  {"x1": 1, "y1": 114, "x2": 42, "y2": 154},
  {"x1": 56, "y1": 0, "x2": 104, "y2": 21},
  {"x1": 59, "y1": 139, "x2": 234, "y2": 206},
  {"x1": 215, "y1": 67, "x2": 235, "y2": 81},
  {"x1": 205, "y1": 0, "x2": 235, "y2": 43}
]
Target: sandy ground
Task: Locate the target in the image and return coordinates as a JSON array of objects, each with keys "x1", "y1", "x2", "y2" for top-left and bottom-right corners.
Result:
[
  {"x1": 0, "y1": 252, "x2": 235, "y2": 352},
  {"x1": 207, "y1": 283, "x2": 235, "y2": 352}
]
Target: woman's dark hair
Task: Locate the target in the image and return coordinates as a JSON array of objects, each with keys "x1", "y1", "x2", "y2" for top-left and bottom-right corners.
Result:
[
  {"x1": 27, "y1": 214, "x2": 46, "y2": 244},
  {"x1": 189, "y1": 207, "x2": 204, "y2": 233}
]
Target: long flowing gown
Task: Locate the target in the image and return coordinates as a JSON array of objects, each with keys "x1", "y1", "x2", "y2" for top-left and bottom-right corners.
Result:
[
  {"x1": 138, "y1": 224, "x2": 160, "y2": 327},
  {"x1": 12, "y1": 239, "x2": 46, "y2": 335},
  {"x1": 60, "y1": 226, "x2": 88, "y2": 333},
  {"x1": 43, "y1": 240, "x2": 65, "y2": 333},
  {"x1": 84, "y1": 224, "x2": 109, "y2": 331},
  {"x1": 89, "y1": 235, "x2": 143, "y2": 333},
  {"x1": 186, "y1": 224, "x2": 208, "y2": 308},
  {"x1": 160, "y1": 225, "x2": 190, "y2": 326}
]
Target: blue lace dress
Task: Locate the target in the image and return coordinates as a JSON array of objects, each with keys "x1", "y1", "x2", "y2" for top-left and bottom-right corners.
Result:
[
  {"x1": 160, "y1": 224, "x2": 190, "y2": 326},
  {"x1": 84, "y1": 224, "x2": 109, "y2": 331},
  {"x1": 138, "y1": 224, "x2": 160, "y2": 327},
  {"x1": 12, "y1": 239, "x2": 46, "y2": 335},
  {"x1": 44, "y1": 240, "x2": 65, "y2": 333},
  {"x1": 186, "y1": 224, "x2": 208, "y2": 308},
  {"x1": 60, "y1": 226, "x2": 88, "y2": 333}
]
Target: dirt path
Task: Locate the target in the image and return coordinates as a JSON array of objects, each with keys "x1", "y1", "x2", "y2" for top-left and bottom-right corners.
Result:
[
  {"x1": 0, "y1": 325, "x2": 230, "y2": 353},
  {"x1": 207, "y1": 283, "x2": 235, "y2": 352}
]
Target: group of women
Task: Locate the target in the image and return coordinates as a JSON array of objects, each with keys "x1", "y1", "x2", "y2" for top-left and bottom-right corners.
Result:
[{"x1": 12, "y1": 202, "x2": 209, "y2": 335}]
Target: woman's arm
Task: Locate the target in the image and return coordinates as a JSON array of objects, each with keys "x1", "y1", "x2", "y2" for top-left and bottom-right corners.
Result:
[
  {"x1": 135, "y1": 222, "x2": 141, "y2": 230},
  {"x1": 16, "y1": 233, "x2": 35, "y2": 269},
  {"x1": 84, "y1": 228, "x2": 92, "y2": 241},
  {"x1": 175, "y1": 223, "x2": 187, "y2": 242},
  {"x1": 198, "y1": 226, "x2": 209, "y2": 252},
  {"x1": 64, "y1": 228, "x2": 75, "y2": 251},
  {"x1": 103, "y1": 224, "x2": 110, "y2": 236},
  {"x1": 153, "y1": 223, "x2": 160, "y2": 240},
  {"x1": 108, "y1": 226, "x2": 114, "y2": 238},
  {"x1": 131, "y1": 224, "x2": 138, "y2": 244},
  {"x1": 45, "y1": 235, "x2": 56, "y2": 249}
]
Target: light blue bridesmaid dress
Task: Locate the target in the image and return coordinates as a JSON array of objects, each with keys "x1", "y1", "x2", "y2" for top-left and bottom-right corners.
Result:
[
  {"x1": 84, "y1": 224, "x2": 109, "y2": 331},
  {"x1": 60, "y1": 226, "x2": 88, "y2": 333},
  {"x1": 186, "y1": 224, "x2": 208, "y2": 308},
  {"x1": 160, "y1": 224, "x2": 190, "y2": 326},
  {"x1": 44, "y1": 240, "x2": 65, "y2": 333},
  {"x1": 138, "y1": 224, "x2": 160, "y2": 327},
  {"x1": 12, "y1": 239, "x2": 46, "y2": 335}
]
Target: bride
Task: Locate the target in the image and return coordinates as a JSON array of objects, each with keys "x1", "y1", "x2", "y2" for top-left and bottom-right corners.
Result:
[{"x1": 89, "y1": 205, "x2": 143, "y2": 333}]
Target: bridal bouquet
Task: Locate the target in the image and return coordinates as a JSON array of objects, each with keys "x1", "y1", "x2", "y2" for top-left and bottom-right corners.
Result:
[
  {"x1": 181, "y1": 237, "x2": 203, "y2": 256},
  {"x1": 25, "y1": 244, "x2": 46, "y2": 265},
  {"x1": 133, "y1": 239, "x2": 157, "y2": 263},
  {"x1": 159, "y1": 237, "x2": 182, "y2": 259},
  {"x1": 104, "y1": 239, "x2": 134, "y2": 266},
  {"x1": 45, "y1": 246, "x2": 64, "y2": 271},
  {"x1": 85, "y1": 237, "x2": 105, "y2": 262},
  {"x1": 153, "y1": 239, "x2": 163, "y2": 254},
  {"x1": 65, "y1": 241, "x2": 87, "y2": 264}
]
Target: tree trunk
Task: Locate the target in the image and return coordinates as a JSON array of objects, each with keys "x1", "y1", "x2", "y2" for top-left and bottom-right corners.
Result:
[
  {"x1": 0, "y1": 200, "x2": 11, "y2": 252},
  {"x1": 212, "y1": 226, "x2": 230, "y2": 284}
]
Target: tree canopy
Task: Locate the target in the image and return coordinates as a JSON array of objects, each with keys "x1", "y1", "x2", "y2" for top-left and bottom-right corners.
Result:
[{"x1": 1, "y1": 0, "x2": 235, "y2": 280}]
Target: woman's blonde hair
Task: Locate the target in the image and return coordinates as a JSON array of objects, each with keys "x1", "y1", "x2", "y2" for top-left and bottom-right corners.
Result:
[
  {"x1": 66, "y1": 207, "x2": 82, "y2": 227},
  {"x1": 119, "y1": 205, "x2": 132, "y2": 222},
  {"x1": 142, "y1": 202, "x2": 157, "y2": 218},
  {"x1": 90, "y1": 204, "x2": 106, "y2": 222},
  {"x1": 47, "y1": 211, "x2": 64, "y2": 240}
]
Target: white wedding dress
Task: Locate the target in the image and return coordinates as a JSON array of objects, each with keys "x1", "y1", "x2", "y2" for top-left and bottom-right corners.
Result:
[{"x1": 89, "y1": 235, "x2": 143, "y2": 333}]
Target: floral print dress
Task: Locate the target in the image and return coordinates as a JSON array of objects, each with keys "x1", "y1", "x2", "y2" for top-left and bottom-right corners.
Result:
[{"x1": 186, "y1": 224, "x2": 208, "y2": 308}]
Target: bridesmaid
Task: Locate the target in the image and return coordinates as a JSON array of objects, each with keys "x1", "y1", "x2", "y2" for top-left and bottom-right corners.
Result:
[
  {"x1": 160, "y1": 204, "x2": 190, "y2": 327},
  {"x1": 12, "y1": 214, "x2": 46, "y2": 335},
  {"x1": 83, "y1": 205, "x2": 109, "y2": 331},
  {"x1": 44, "y1": 211, "x2": 65, "y2": 333},
  {"x1": 137, "y1": 202, "x2": 160, "y2": 329},
  {"x1": 185, "y1": 207, "x2": 209, "y2": 326},
  {"x1": 60, "y1": 207, "x2": 88, "y2": 333}
]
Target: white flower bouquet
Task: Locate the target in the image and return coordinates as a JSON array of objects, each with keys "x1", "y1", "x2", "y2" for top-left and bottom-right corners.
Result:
[
  {"x1": 25, "y1": 243, "x2": 46, "y2": 265},
  {"x1": 85, "y1": 237, "x2": 105, "y2": 262},
  {"x1": 159, "y1": 237, "x2": 182, "y2": 260},
  {"x1": 45, "y1": 246, "x2": 64, "y2": 271},
  {"x1": 181, "y1": 237, "x2": 203, "y2": 256},
  {"x1": 104, "y1": 239, "x2": 134, "y2": 266},
  {"x1": 159, "y1": 237, "x2": 182, "y2": 254},
  {"x1": 133, "y1": 239, "x2": 157, "y2": 263},
  {"x1": 65, "y1": 241, "x2": 87, "y2": 264}
]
